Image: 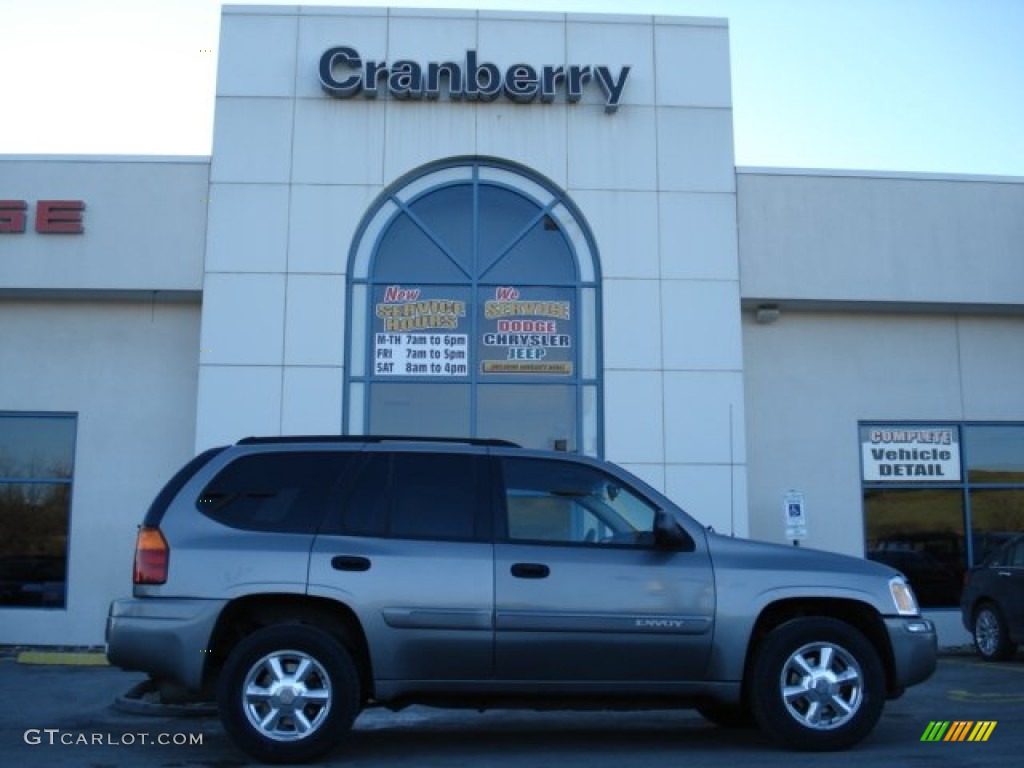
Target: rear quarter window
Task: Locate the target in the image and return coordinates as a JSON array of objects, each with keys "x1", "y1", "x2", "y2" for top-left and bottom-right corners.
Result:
[
  {"x1": 197, "y1": 452, "x2": 353, "y2": 534},
  {"x1": 143, "y1": 446, "x2": 226, "y2": 527}
]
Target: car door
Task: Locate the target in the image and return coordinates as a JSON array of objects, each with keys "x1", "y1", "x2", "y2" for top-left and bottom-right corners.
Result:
[
  {"x1": 308, "y1": 447, "x2": 494, "y2": 686},
  {"x1": 493, "y1": 455, "x2": 715, "y2": 685},
  {"x1": 996, "y1": 539, "x2": 1024, "y2": 638}
]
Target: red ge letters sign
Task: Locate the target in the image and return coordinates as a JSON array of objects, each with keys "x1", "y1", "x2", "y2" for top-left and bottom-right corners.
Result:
[{"x1": 0, "y1": 200, "x2": 85, "y2": 234}]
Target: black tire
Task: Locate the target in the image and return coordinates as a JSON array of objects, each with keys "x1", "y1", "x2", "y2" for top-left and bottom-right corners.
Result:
[
  {"x1": 750, "y1": 617, "x2": 886, "y2": 751},
  {"x1": 217, "y1": 624, "x2": 361, "y2": 764},
  {"x1": 973, "y1": 602, "x2": 1017, "y2": 661},
  {"x1": 696, "y1": 702, "x2": 757, "y2": 729}
]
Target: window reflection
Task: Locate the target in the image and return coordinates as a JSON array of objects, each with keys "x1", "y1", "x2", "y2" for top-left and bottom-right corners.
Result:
[
  {"x1": 966, "y1": 425, "x2": 1024, "y2": 483},
  {"x1": 0, "y1": 414, "x2": 75, "y2": 609},
  {"x1": 0, "y1": 416, "x2": 76, "y2": 480},
  {"x1": 969, "y1": 489, "x2": 1024, "y2": 563},
  {"x1": 863, "y1": 488, "x2": 964, "y2": 608},
  {"x1": 0, "y1": 483, "x2": 70, "y2": 608}
]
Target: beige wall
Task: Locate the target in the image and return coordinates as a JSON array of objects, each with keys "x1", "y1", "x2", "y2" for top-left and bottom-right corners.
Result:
[
  {"x1": 738, "y1": 170, "x2": 1024, "y2": 308},
  {"x1": 742, "y1": 310, "x2": 1024, "y2": 553},
  {"x1": 0, "y1": 300, "x2": 201, "y2": 644}
]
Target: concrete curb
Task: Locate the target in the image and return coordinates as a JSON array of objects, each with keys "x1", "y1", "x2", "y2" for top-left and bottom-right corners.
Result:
[{"x1": 16, "y1": 650, "x2": 109, "y2": 666}]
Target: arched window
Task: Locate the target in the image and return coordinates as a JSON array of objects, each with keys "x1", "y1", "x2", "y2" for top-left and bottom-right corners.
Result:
[{"x1": 345, "y1": 159, "x2": 602, "y2": 455}]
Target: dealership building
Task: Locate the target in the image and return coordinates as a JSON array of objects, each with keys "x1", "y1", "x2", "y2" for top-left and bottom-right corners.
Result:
[{"x1": 1, "y1": 4, "x2": 1022, "y2": 648}]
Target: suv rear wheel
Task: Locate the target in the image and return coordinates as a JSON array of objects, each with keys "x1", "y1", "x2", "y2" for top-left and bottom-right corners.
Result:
[
  {"x1": 750, "y1": 617, "x2": 885, "y2": 751},
  {"x1": 217, "y1": 624, "x2": 361, "y2": 763}
]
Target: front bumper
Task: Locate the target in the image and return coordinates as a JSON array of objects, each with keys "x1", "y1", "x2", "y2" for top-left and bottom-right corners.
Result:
[
  {"x1": 885, "y1": 616, "x2": 937, "y2": 692},
  {"x1": 105, "y1": 597, "x2": 227, "y2": 692}
]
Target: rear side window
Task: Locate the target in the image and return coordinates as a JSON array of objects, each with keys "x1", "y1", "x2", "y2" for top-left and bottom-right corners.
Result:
[
  {"x1": 197, "y1": 452, "x2": 352, "y2": 533},
  {"x1": 328, "y1": 452, "x2": 488, "y2": 541}
]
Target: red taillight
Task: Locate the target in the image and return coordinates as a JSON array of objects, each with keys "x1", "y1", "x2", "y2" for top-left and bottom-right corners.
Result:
[{"x1": 134, "y1": 527, "x2": 169, "y2": 585}]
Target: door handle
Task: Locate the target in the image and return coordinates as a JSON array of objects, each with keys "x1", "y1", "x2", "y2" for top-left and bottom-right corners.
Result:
[
  {"x1": 332, "y1": 555, "x2": 371, "y2": 572},
  {"x1": 511, "y1": 562, "x2": 550, "y2": 579}
]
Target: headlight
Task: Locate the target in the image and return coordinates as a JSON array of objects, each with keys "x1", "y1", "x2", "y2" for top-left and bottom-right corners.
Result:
[{"x1": 889, "y1": 576, "x2": 919, "y2": 616}]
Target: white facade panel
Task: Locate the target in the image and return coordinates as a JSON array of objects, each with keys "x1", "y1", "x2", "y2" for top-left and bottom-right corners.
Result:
[
  {"x1": 210, "y1": 97, "x2": 294, "y2": 183},
  {"x1": 284, "y1": 274, "x2": 346, "y2": 366},
  {"x1": 567, "y1": 105, "x2": 658, "y2": 190},
  {"x1": 217, "y1": 12, "x2": 298, "y2": 97},
  {"x1": 477, "y1": 18, "x2": 567, "y2": 69},
  {"x1": 281, "y1": 366, "x2": 345, "y2": 434},
  {"x1": 292, "y1": 98, "x2": 386, "y2": 185},
  {"x1": 387, "y1": 14, "x2": 477, "y2": 62},
  {"x1": 200, "y1": 273, "x2": 286, "y2": 366},
  {"x1": 659, "y1": 192, "x2": 740, "y2": 280},
  {"x1": 661, "y1": 280, "x2": 743, "y2": 371},
  {"x1": 663, "y1": 370, "x2": 746, "y2": 465},
  {"x1": 205, "y1": 183, "x2": 290, "y2": 273},
  {"x1": 572, "y1": 190, "x2": 659, "y2": 279},
  {"x1": 657, "y1": 108, "x2": 736, "y2": 192},
  {"x1": 195, "y1": 365, "x2": 283, "y2": 450},
  {"x1": 603, "y1": 370, "x2": 664, "y2": 465},
  {"x1": 601, "y1": 279, "x2": 662, "y2": 370},
  {"x1": 654, "y1": 24, "x2": 732, "y2": 107}
]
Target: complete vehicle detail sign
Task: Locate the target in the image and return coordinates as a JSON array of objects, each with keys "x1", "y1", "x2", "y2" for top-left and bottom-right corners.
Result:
[
  {"x1": 320, "y1": 47, "x2": 631, "y2": 113},
  {"x1": 861, "y1": 426, "x2": 961, "y2": 481}
]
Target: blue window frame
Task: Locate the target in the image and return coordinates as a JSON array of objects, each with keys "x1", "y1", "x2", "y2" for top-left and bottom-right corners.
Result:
[{"x1": 345, "y1": 158, "x2": 603, "y2": 455}]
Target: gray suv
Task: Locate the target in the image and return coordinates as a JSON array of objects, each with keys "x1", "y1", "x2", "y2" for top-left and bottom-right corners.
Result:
[{"x1": 106, "y1": 437, "x2": 936, "y2": 762}]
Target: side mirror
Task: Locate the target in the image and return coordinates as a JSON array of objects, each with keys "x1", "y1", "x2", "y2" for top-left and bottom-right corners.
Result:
[{"x1": 653, "y1": 510, "x2": 693, "y2": 550}]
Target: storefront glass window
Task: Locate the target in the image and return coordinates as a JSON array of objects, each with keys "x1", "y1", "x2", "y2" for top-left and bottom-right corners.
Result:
[
  {"x1": 347, "y1": 160, "x2": 601, "y2": 454},
  {"x1": 0, "y1": 413, "x2": 76, "y2": 608},
  {"x1": 861, "y1": 422, "x2": 1024, "y2": 608},
  {"x1": 965, "y1": 425, "x2": 1024, "y2": 483}
]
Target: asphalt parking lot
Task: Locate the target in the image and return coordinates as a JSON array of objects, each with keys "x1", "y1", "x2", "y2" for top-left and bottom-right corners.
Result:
[{"x1": 1, "y1": 650, "x2": 1021, "y2": 767}]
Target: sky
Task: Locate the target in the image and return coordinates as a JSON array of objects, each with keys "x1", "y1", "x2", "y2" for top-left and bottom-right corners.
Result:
[{"x1": 2, "y1": 0, "x2": 1022, "y2": 176}]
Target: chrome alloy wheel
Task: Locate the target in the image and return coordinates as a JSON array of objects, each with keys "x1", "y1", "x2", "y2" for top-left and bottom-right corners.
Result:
[
  {"x1": 241, "y1": 649, "x2": 332, "y2": 741},
  {"x1": 975, "y1": 607, "x2": 1001, "y2": 657},
  {"x1": 779, "y1": 642, "x2": 864, "y2": 730}
]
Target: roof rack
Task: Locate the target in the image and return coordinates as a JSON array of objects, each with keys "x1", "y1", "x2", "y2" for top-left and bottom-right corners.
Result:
[{"x1": 236, "y1": 435, "x2": 521, "y2": 448}]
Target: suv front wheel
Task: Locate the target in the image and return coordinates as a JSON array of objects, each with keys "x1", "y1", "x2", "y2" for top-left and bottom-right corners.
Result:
[
  {"x1": 750, "y1": 617, "x2": 885, "y2": 751},
  {"x1": 217, "y1": 624, "x2": 361, "y2": 763}
]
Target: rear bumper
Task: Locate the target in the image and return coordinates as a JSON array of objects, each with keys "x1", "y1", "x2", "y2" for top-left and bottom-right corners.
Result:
[
  {"x1": 105, "y1": 597, "x2": 227, "y2": 692},
  {"x1": 885, "y1": 616, "x2": 937, "y2": 692}
]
